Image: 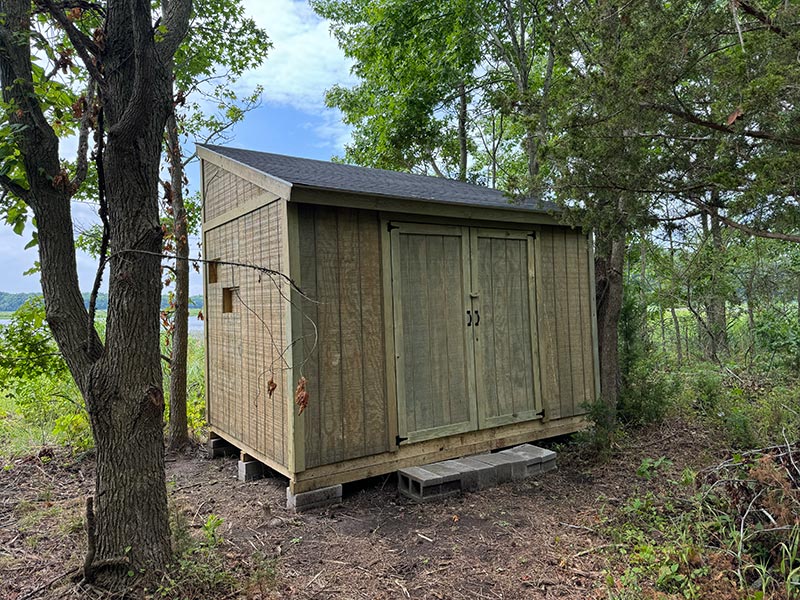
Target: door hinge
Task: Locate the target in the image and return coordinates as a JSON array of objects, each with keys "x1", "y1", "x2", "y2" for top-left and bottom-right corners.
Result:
[
  {"x1": 528, "y1": 231, "x2": 537, "y2": 239},
  {"x1": 387, "y1": 223, "x2": 399, "y2": 232},
  {"x1": 396, "y1": 435, "x2": 408, "y2": 446}
]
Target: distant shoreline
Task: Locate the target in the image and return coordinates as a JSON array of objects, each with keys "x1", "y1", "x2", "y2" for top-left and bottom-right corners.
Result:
[{"x1": 0, "y1": 292, "x2": 204, "y2": 313}]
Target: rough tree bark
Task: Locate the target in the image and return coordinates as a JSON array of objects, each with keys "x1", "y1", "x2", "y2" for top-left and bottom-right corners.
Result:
[
  {"x1": 594, "y1": 230, "x2": 625, "y2": 430},
  {"x1": 457, "y1": 82, "x2": 468, "y2": 182},
  {"x1": 165, "y1": 104, "x2": 191, "y2": 452},
  {"x1": 0, "y1": 0, "x2": 190, "y2": 588}
]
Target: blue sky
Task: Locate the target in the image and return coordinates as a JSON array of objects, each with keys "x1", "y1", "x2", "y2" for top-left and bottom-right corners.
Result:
[{"x1": 0, "y1": 0, "x2": 353, "y2": 296}]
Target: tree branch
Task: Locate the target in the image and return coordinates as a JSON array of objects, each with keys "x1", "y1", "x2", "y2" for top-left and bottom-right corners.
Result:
[
  {"x1": 72, "y1": 79, "x2": 96, "y2": 189},
  {"x1": 156, "y1": 0, "x2": 192, "y2": 61},
  {"x1": 0, "y1": 173, "x2": 31, "y2": 202},
  {"x1": 736, "y1": 0, "x2": 794, "y2": 43},
  {"x1": 687, "y1": 195, "x2": 800, "y2": 243},
  {"x1": 643, "y1": 102, "x2": 800, "y2": 146},
  {"x1": 36, "y1": 0, "x2": 105, "y2": 89}
]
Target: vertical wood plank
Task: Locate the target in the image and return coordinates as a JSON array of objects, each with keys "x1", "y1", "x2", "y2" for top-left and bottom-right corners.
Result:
[
  {"x1": 577, "y1": 233, "x2": 595, "y2": 408},
  {"x1": 567, "y1": 232, "x2": 585, "y2": 416},
  {"x1": 443, "y1": 234, "x2": 468, "y2": 425},
  {"x1": 338, "y1": 209, "x2": 366, "y2": 460},
  {"x1": 555, "y1": 230, "x2": 575, "y2": 417},
  {"x1": 299, "y1": 205, "x2": 322, "y2": 468},
  {"x1": 536, "y1": 229, "x2": 561, "y2": 420},
  {"x1": 359, "y1": 211, "x2": 389, "y2": 456},
  {"x1": 427, "y1": 236, "x2": 448, "y2": 428},
  {"x1": 476, "y1": 235, "x2": 498, "y2": 422},
  {"x1": 315, "y1": 207, "x2": 344, "y2": 464},
  {"x1": 507, "y1": 238, "x2": 533, "y2": 415}
]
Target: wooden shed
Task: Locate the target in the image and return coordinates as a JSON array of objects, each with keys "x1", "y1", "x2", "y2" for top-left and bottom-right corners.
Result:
[{"x1": 198, "y1": 145, "x2": 599, "y2": 496}]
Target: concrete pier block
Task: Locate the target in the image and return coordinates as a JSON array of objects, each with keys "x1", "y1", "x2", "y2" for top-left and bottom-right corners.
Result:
[
  {"x1": 287, "y1": 484, "x2": 342, "y2": 511},
  {"x1": 238, "y1": 459, "x2": 266, "y2": 482},
  {"x1": 207, "y1": 436, "x2": 238, "y2": 458}
]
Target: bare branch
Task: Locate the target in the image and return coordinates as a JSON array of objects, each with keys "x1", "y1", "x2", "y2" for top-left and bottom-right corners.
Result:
[
  {"x1": 107, "y1": 249, "x2": 315, "y2": 301},
  {"x1": 35, "y1": 0, "x2": 105, "y2": 89}
]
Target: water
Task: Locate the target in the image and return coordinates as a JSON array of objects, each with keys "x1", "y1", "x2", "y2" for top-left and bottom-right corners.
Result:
[{"x1": 0, "y1": 317, "x2": 203, "y2": 331}]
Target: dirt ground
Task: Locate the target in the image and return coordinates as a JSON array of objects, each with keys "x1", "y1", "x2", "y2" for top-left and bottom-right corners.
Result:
[{"x1": 0, "y1": 419, "x2": 728, "y2": 599}]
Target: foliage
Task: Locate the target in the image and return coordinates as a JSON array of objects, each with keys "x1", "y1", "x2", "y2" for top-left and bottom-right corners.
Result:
[
  {"x1": 602, "y1": 445, "x2": 800, "y2": 599},
  {"x1": 617, "y1": 280, "x2": 678, "y2": 427},
  {"x1": 163, "y1": 333, "x2": 207, "y2": 439},
  {"x1": 0, "y1": 298, "x2": 66, "y2": 383},
  {"x1": 157, "y1": 510, "x2": 276, "y2": 600},
  {"x1": 0, "y1": 300, "x2": 91, "y2": 453}
]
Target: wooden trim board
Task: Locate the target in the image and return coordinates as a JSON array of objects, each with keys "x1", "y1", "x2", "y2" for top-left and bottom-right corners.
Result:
[
  {"x1": 292, "y1": 188, "x2": 560, "y2": 226},
  {"x1": 289, "y1": 415, "x2": 586, "y2": 494},
  {"x1": 198, "y1": 147, "x2": 293, "y2": 199},
  {"x1": 203, "y1": 193, "x2": 281, "y2": 231}
]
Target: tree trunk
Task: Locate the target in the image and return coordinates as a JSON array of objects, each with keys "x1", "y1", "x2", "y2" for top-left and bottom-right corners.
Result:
[
  {"x1": 594, "y1": 231, "x2": 625, "y2": 431},
  {"x1": 671, "y1": 306, "x2": 683, "y2": 365},
  {"x1": 707, "y1": 201, "x2": 728, "y2": 357},
  {"x1": 666, "y1": 226, "x2": 683, "y2": 365},
  {"x1": 457, "y1": 82, "x2": 468, "y2": 182},
  {"x1": 0, "y1": 0, "x2": 190, "y2": 589},
  {"x1": 166, "y1": 105, "x2": 191, "y2": 451}
]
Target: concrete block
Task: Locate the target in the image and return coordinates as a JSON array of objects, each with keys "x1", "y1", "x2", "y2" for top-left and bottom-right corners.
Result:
[
  {"x1": 500, "y1": 444, "x2": 556, "y2": 476},
  {"x1": 456, "y1": 457, "x2": 498, "y2": 490},
  {"x1": 398, "y1": 464, "x2": 461, "y2": 501},
  {"x1": 238, "y1": 459, "x2": 265, "y2": 482},
  {"x1": 471, "y1": 452, "x2": 526, "y2": 482},
  {"x1": 286, "y1": 484, "x2": 342, "y2": 511},
  {"x1": 207, "y1": 436, "x2": 237, "y2": 458}
]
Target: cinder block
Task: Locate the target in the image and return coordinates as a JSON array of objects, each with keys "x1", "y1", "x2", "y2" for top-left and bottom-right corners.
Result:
[
  {"x1": 207, "y1": 436, "x2": 237, "y2": 458},
  {"x1": 500, "y1": 444, "x2": 557, "y2": 477},
  {"x1": 286, "y1": 484, "x2": 342, "y2": 511},
  {"x1": 398, "y1": 464, "x2": 461, "y2": 501},
  {"x1": 471, "y1": 452, "x2": 526, "y2": 482},
  {"x1": 456, "y1": 457, "x2": 498, "y2": 490},
  {"x1": 238, "y1": 459, "x2": 265, "y2": 482}
]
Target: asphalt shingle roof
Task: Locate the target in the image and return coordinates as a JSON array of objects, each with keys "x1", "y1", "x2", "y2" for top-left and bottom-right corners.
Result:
[{"x1": 199, "y1": 144, "x2": 558, "y2": 214}]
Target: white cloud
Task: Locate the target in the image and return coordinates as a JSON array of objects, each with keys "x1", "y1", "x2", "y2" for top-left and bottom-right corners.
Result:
[{"x1": 240, "y1": 0, "x2": 356, "y2": 112}]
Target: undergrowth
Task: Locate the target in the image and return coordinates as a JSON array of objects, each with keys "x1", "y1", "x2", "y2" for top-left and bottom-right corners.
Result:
[{"x1": 153, "y1": 506, "x2": 276, "y2": 599}]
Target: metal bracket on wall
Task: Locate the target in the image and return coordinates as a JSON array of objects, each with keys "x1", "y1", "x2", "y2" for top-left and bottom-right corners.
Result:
[
  {"x1": 396, "y1": 435, "x2": 408, "y2": 446},
  {"x1": 528, "y1": 232, "x2": 537, "y2": 239},
  {"x1": 387, "y1": 223, "x2": 399, "y2": 232}
]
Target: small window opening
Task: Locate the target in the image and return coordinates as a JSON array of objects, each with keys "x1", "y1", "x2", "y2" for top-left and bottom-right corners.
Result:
[
  {"x1": 222, "y1": 286, "x2": 238, "y2": 313},
  {"x1": 208, "y1": 259, "x2": 220, "y2": 284}
]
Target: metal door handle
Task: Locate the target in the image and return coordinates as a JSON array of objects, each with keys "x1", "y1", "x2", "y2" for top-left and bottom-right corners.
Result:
[
  {"x1": 466, "y1": 310, "x2": 472, "y2": 326},
  {"x1": 475, "y1": 310, "x2": 480, "y2": 326}
]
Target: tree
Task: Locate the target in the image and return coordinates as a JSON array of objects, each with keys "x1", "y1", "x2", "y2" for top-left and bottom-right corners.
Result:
[
  {"x1": 314, "y1": 0, "x2": 561, "y2": 189},
  {"x1": 164, "y1": 0, "x2": 268, "y2": 451},
  {"x1": 0, "y1": 0, "x2": 190, "y2": 588}
]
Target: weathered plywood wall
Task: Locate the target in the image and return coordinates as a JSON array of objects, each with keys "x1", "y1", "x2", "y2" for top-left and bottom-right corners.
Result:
[
  {"x1": 204, "y1": 162, "x2": 267, "y2": 222},
  {"x1": 536, "y1": 227, "x2": 596, "y2": 419},
  {"x1": 205, "y1": 200, "x2": 289, "y2": 467},
  {"x1": 296, "y1": 204, "x2": 390, "y2": 469}
]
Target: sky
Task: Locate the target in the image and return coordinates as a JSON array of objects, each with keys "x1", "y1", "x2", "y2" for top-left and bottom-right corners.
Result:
[{"x1": 0, "y1": 0, "x2": 354, "y2": 296}]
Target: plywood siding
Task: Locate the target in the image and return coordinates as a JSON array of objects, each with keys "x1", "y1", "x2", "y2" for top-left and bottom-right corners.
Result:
[
  {"x1": 204, "y1": 162, "x2": 268, "y2": 223},
  {"x1": 536, "y1": 227, "x2": 596, "y2": 418},
  {"x1": 205, "y1": 200, "x2": 289, "y2": 467},
  {"x1": 297, "y1": 205, "x2": 390, "y2": 469}
]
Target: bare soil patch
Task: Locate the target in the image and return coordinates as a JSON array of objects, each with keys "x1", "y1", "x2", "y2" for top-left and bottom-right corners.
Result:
[{"x1": 0, "y1": 419, "x2": 728, "y2": 599}]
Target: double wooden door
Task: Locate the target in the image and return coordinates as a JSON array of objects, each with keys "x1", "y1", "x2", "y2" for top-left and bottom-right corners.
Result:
[{"x1": 389, "y1": 222, "x2": 541, "y2": 443}]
